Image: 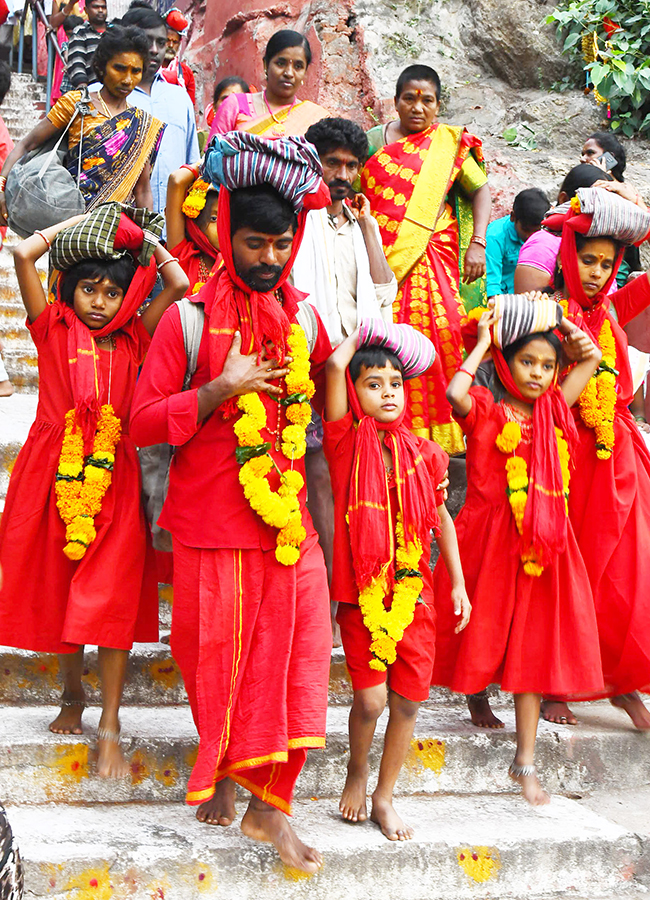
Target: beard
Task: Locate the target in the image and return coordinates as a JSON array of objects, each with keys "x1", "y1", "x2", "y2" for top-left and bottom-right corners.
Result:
[
  {"x1": 241, "y1": 264, "x2": 283, "y2": 292},
  {"x1": 327, "y1": 178, "x2": 352, "y2": 200}
]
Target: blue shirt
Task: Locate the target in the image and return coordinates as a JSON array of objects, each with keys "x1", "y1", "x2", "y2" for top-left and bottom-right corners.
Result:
[
  {"x1": 128, "y1": 73, "x2": 199, "y2": 214},
  {"x1": 485, "y1": 215, "x2": 524, "y2": 297}
]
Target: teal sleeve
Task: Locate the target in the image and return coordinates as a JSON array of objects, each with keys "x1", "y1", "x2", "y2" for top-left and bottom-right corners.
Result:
[{"x1": 485, "y1": 224, "x2": 504, "y2": 297}]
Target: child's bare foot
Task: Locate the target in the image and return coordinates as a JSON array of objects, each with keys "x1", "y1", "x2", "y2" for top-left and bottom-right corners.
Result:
[
  {"x1": 331, "y1": 601, "x2": 342, "y2": 648},
  {"x1": 540, "y1": 700, "x2": 577, "y2": 725},
  {"x1": 508, "y1": 764, "x2": 550, "y2": 806},
  {"x1": 196, "y1": 778, "x2": 236, "y2": 826},
  {"x1": 610, "y1": 693, "x2": 650, "y2": 730},
  {"x1": 97, "y1": 726, "x2": 129, "y2": 779},
  {"x1": 241, "y1": 798, "x2": 323, "y2": 874},
  {"x1": 467, "y1": 691, "x2": 504, "y2": 728},
  {"x1": 370, "y1": 793, "x2": 414, "y2": 841},
  {"x1": 49, "y1": 694, "x2": 85, "y2": 735},
  {"x1": 0, "y1": 379, "x2": 14, "y2": 397},
  {"x1": 339, "y1": 766, "x2": 368, "y2": 822}
]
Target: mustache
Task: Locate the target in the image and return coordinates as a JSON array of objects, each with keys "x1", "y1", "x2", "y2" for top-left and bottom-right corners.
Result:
[
  {"x1": 328, "y1": 179, "x2": 352, "y2": 191},
  {"x1": 249, "y1": 264, "x2": 283, "y2": 278}
]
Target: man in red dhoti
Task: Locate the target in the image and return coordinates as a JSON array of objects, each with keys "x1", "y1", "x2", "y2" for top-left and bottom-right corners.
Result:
[{"x1": 130, "y1": 133, "x2": 333, "y2": 872}]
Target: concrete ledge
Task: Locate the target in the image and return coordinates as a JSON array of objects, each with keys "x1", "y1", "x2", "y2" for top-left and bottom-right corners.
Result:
[
  {"x1": 1, "y1": 703, "x2": 649, "y2": 805},
  {"x1": 6, "y1": 795, "x2": 646, "y2": 900}
]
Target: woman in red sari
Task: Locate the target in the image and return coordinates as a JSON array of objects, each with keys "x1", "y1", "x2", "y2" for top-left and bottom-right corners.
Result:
[
  {"x1": 0, "y1": 208, "x2": 188, "y2": 777},
  {"x1": 361, "y1": 64, "x2": 491, "y2": 454},
  {"x1": 541, "y1": 184, "x2": 650, "y2": 728}
]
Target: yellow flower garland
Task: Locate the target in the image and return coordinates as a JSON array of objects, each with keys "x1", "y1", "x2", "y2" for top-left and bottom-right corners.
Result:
[
  {"x1": 235, "y1": 324, "x2": 314, "y2": 566},
  {"x1": 578, "y1": 318, "x2": 617, "y2": 459},
  {"x1": 55, "y1": 404, "x2": 122, "y2": 560},
  {"x1": 358, "y1": 514, "x2": 423, "y2": 671},
  {"x1": 495, "y1": 419, "x2": 570, "y2": 577}
]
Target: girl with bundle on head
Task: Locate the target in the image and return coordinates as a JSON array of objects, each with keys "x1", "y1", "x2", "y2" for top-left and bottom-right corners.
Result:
[
  {"x1": 165, "y1": 164, "x2": 221, "y2": 294},
  {"x1": 537, "y1": 187, "x2": 650, "y2": 729},
  {"x1": 433, "y1": 294, "x2": 604, "y2": 805},
  {"x1": 0, "y1": 205, "x2": 188, "y2": 778},
  {"x1": 324, "y1": 320, "x2": 470, "y2": 840}
]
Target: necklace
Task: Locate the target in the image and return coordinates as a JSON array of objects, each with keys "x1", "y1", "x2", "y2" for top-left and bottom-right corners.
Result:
[
  {"x1": 262, "y1": 90, "x2": 298, "y2": 124},
  {"x1": 95, "y1": 333, "x2": 114, "y2": 406},
  {"x1": 96, "y1": 89, "x2": 128, "y2": 118},
  {"x1": 501, "y1": 401, "x2": 533, "y2": 443}
]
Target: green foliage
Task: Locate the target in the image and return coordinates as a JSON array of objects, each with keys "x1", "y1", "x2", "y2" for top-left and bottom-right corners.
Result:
[
  {"x1": 548, "y1": 0, "x2": 650, "y2": 137},
  {"x1": 502, "y1": 123, "x2": 538, "y2": 151}
]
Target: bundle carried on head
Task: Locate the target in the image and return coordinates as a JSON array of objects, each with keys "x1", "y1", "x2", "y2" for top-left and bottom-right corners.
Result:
[
  {"x1": 357, "y1": 317, "x2": 436, "y2": 379},
  {"x1": 491, "y1": 293, "x2": 562, "y2": 349}
]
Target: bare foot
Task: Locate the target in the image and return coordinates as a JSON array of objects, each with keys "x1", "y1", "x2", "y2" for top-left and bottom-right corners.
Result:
[
  {"x1": 610, "y1": 693, "x2": 650, "y2": 730},
  {"x1": 49, "y1": 696, "x2": 85, "y2": 735},
  {"x1": 467, "y1": 692, "x2": 504, "y2": 729},
  {"x1": 196, "y1": 778, "x2": 236, "y2": 826},
  {"x1": 97, "y1": 726, "x2": 129, "y2": 779},
  {"x1": 160, "y1": 633, "x2": 171, "y2": 645},
  {"x1": 370, "y1": 793, "x2": 414, "y2": 841},
  {"x1": 331, "y1": 601, "x2": 342, "y2": 649},
  {"x1": 241, "y1": 798, "x2": 323, "y2": 874},
  {"x1": 0, "y1": 379, "x2": 13, "y2": 397},
  {"x1": 339, "y1": 766, "x2": 368, "y2": 822},
  {"x1": 540, "y1": 700, "x2": 577, "y2": 725},
  {"x1": 508, "y1": 767, "x2": 550, "y2": 806}
]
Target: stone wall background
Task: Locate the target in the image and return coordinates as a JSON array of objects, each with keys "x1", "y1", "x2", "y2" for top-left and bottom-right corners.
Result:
[{"x1": 182, "y1": 0, "x2": 650, "y2": 220}]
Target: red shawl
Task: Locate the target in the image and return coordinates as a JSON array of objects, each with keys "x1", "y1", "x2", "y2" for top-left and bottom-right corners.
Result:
[
  {"x1": 192, "y1": 182, "x2": 329, "y2": 415},
  {"x1": 56, "y1": 214, "x2": 158, "y2": 446},
  {"x1": 346, "y1": 369, "x2": 440, "y2": 589}
]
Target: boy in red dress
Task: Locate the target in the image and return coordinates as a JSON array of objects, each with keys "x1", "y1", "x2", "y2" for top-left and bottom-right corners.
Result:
[{"x1": 323, "y1": 319, "x2": 470, "y2": 841}]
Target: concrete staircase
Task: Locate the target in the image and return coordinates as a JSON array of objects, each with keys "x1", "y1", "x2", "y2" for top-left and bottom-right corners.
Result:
[{"x1": 0, "y1": 96, "x2": 649, "y2": 894}]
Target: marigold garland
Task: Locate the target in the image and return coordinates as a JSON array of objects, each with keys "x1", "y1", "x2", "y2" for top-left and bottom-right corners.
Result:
[
  {"x1": 358, "y1": 513, "x2": 423, "y2": 671},
  {"x1": 55, "y1": 404, "x2": 121, "y2": 560},
  {"x1": 578, "y1": 318, "x2": 617, "y2": 460},
  {"x1": 181, "y1": 177, "x2": 211, "y2": 219},
  {"x1": 235, "y1": 324, "x2": 314, "y2": 566}
]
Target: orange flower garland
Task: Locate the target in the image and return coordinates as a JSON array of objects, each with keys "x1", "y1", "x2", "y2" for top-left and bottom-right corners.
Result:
[{"x1": 578, "y1": 318, "x2": 617, "y2": 459}]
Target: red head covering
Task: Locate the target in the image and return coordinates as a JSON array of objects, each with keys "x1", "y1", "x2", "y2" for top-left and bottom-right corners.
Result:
[
  {"x1": 463, "y1": 310, "x2": 579, "y2": 566},
  {"x1": 345, "y1": 368, "x2": 440, "y2": 590},
  {"x1": 56, "y1": 213, "x2": 158, "y2": 445}
]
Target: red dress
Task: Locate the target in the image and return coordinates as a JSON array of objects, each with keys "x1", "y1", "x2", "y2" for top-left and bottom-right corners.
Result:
[
  {"x1": 564, "y1": 276, "x2": 650, "y2": 696},
  {"x1": 0, "y1": 304, "x2": 159, "y2": 653},
  {"x1": 432, "y1": 387, "x2": 603, "y2": 696}
]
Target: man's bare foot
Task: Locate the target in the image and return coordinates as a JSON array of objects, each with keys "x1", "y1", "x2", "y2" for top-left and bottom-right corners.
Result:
[
  {"x1": 467, "y1": 692, "x2": 504, "y2": 729},
  {"x1": 370, "y1": 793, "x2": 414, "y2": 841},
  {"x1": 97, "y1": 727, "x2": 129, "y2": 778},
  {"x1": 540, "y1": 700, "x2": 577, "y2": 725},
  {"x1": 0, "y1": 379, "x2": 14, "y2": 397},
  {"x1": 339, "y1": 766, "x2": 368, "y2": 822},
  {"x1": 196, "y1": 778, "x2": 236, "y2": 826},
  {"x1": 508, "y1": 765, "x2": 550, "y2": 806},
  {"x1": 610, "y1": 693, "x2": 650, "y2": 730},
  {"x1": 241, "y1": 798, "x2": 323, "y2": 874},
  {"x1": 49, "y1": 695, "x2": 85, "y2": 735}
]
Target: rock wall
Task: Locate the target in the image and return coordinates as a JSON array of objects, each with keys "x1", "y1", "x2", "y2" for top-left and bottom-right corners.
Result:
[{"x1": 182, "y1": 0, "x2": 650, "y2": 218}]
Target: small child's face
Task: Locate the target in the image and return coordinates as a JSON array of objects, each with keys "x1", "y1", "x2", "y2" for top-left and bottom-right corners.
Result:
[
  {"x1": 199, "y1": 195, "x2": 220, "y2": 251},
  {"x1": 354, "y1": 363, "x2": 405, "y2": 424},
  {"x1": 508, "y1": 338, "x2": 557, "y2": 401},
  {"x1": 73, "y1": 277, "x2": 124, "y2": 329}
]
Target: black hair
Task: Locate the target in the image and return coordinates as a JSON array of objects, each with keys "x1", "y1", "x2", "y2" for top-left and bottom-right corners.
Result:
[
  {"x1": 349, "y1": 346, "x2": 405, "y2": 383},
  {"x1": 213, "y1": 75, "x2": 249, "y2": 108},
  {"x1": 558, "y1": 164, "x2": 613, "y2": 202},
  {"x1": 196, "y1": 190, "x2": 219, "y2": 230},
  {"x1": 263, "y1": 30, "x2": 312, "y2": 67},
  {"x1": 92, "y1": 25, "x2": 150, "y2": 80},
  {"x1": 0, "y1": 61, "x2": 10, "y2": 106},
  {"x1": 502, "y1": 330, "x2": 561, "y2": 366},
  {"x1": 121, "y1": 0, "x2": 165, "y2": 31},
  {"x1": 229, "y1": 184, "x2": 297, "y2": 237},
  {"x1": 553, "y1": 232, "x2": 624, "y2": 293},
  {"x1": 395, "y1": 64, "x2": 440, "y2": 101},
  {"x1": 587, "y1": 131, "x2": 626, "y2": 181},
  {"x1": 59, "y1": 256, "x2": 137, "y2": 308},
  {"x1": 512, "y1": 188, "x2": 550, "y2": 229},
  {"x1": 62, "y1": 14, "x2": 84, "y2": 36},
  {"x1": 305, "y1": 117, "x2": 369, "y2": 164}
]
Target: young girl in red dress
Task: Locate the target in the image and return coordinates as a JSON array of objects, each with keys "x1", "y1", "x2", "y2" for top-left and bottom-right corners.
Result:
[
  {"x1": 0, "y1": 208, "x2": 189, "y2": 777},
  {"x1": 538, "y1": 184, "x2": 650, "y2": 729},
  {"x1": 433, "y1": 295, "x2": 604, "y2": 805},
  {"x1": 165, "y1": 164, "x2": 221, "y2": 293}
]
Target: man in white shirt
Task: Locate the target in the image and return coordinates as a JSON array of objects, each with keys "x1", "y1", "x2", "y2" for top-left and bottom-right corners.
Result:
[
  {"x1": 122, "y1": 0, "x2": 198, "y2": 214},
  {"x1": 293, "y1": 117, "x2": 397, "y2": 642}
]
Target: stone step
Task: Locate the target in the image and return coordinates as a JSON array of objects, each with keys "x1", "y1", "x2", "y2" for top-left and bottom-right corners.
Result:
[
  {"x1": 0, "y1": 702, "x2": 647, "y2": 805},
  {"x1": 5, "y1": 794, "x2": 648, "y2": 900}
]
